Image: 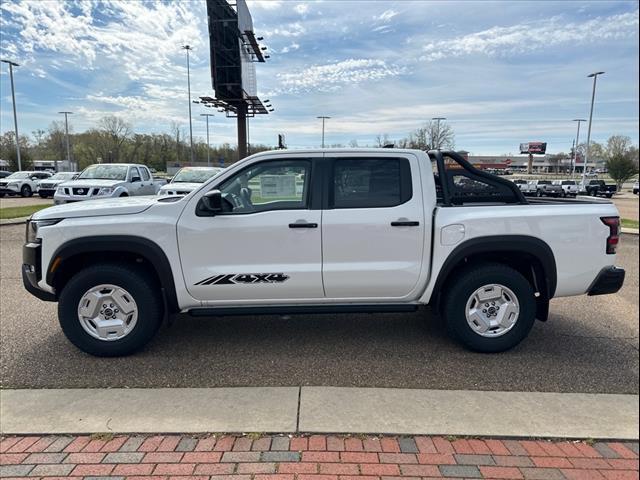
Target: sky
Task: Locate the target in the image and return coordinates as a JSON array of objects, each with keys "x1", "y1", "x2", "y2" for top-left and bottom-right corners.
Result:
[{"x1": 0, "y1": 0, "x2": 638, "y2": 155}]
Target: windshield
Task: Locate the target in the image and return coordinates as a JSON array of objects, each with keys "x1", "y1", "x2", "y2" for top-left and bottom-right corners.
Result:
[
  {"x1": 78, "y1": 165, "x2": 128, "y2": 180},
  {"x1": 50, "y1": 172, "x2": 76, "y2": 180},
  {"x1": 6, "y1": 172, "x2": 30, "y2": 179},
  {"x1": 172, "y1": 168, "x2": 222, "y2": 183},
  {"x1": 538, "y1": 181, "x2": 551, "y2": 185}
]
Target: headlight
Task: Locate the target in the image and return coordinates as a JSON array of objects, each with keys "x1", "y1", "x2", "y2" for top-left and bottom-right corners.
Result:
[
  {"x1": 26, "y1": 219, "x2": 62, "y2": 243},
  {"x1": 97, "y1": 187, "x2": 114, "y2": 196},
  {"x1": 8, "y1": 182, "x2": 19, "y2": 186}
]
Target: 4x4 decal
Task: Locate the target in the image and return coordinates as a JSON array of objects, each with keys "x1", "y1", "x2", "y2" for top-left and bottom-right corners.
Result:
[{"x1": 195, "y1": 273, "x2": 290, "y2": 286}]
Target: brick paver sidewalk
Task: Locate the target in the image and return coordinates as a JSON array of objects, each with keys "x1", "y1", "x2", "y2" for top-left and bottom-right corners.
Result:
[{"x1": 1, "y1": 434, "x2": 638, "y2": 480}]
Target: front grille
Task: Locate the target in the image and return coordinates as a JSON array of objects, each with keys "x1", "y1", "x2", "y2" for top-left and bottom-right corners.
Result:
[
  {"x1": 72, "y1": 187, "x2": 91, "y2": 195},
  {"x1": 39, "y1": 183, "x2": 53, "y2": 189},
  {"x1": 0, "y1": 182, "x2": 7, "y2": 187}
]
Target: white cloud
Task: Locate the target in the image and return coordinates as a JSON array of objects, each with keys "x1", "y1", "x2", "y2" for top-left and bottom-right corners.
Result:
[
  {"x1": 420, "y1": 10, "x2": 639, "y2": 61},
  {"x1": 246, "y1": 0, "x2": 283, "y2": 10},
  {"x1": 273, "y1": 58, "x2": 407, "y2": 94},
  {"x1": 375, "y1": 9, "x2": 398, "y2": 23},
  {"x1": 294, "y1": 4, "x2": 309, "y2": 15},
  {"x1": 263, "y1": 22, "x2": 306, "y2": 38},
  {"x1": 279, "y1": 43, "x2": 300, "y2": 54}
]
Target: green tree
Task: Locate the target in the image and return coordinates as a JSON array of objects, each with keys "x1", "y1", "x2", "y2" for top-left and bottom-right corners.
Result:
[{"x1": 607, "y1": 154, "x2": 639, "y2": 190}]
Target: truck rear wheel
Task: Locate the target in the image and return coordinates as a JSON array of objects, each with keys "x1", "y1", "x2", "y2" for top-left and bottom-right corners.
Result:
[
  {"x1": 442, "y1": 263, "x2": 536, "y2": 352},
  {"x1": 58, "y1": 263, "x2": 163, "y2": 357}
]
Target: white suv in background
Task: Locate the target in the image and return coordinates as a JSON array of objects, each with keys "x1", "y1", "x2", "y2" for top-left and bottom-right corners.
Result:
[{"x1": 0, "y1": 171, "x2": 51, "y2": 197}]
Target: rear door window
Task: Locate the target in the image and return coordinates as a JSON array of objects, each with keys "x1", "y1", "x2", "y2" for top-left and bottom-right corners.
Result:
[{"x1": 331, "y1": 158, "x2": 412, "y2": 208}]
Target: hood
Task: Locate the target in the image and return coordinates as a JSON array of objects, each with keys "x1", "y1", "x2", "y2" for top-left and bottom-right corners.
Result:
[
  {"x1": 38, "y1": 178, "x2": 70, "y2": 187},
  {"x1": 32, "y1": 196, "x2": 158, "y2": 220},
  {"x1": 59, "y1": 179, "x2": 123, "y2": 188},
  {"x1": 160, "y1": 182, "x2": 202, "y2": 192}
]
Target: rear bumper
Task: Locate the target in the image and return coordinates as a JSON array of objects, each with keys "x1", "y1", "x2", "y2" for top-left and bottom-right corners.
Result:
[
  {"x1": 22, "y1": 242, "x2": 56, "y2": 302},
  {"x1": 587, "y1": 266, "x2": 625, "y2": 296}
]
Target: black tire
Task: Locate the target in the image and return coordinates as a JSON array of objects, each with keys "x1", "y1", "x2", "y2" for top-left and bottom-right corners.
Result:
[
  {"x1": 20, "y1": 185, "x2": 32, "y2": 197},
  {"x1": 442, "y1": 263, "x2": 536, "y2": 353},
  {"x1": 0, "y1": 193, "x2": 4, "y2": 198},
  {"x1": 39, "y1": 193, "x2": 49, "y2": 198},
  {"x1": 119, "y1": 193, "x2": 128, "y2": 197},
  {"x1": 58, "y1": 263, "x2": 163, "y2": 357}
]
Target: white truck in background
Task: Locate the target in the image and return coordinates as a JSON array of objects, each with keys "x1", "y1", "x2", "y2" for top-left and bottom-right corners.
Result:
[
  {"x1": 23, "y1": 149, "x2": 625, "y2": 357},
  {"x1": 54, "y1": 164, "x2": 165, "y2": 204},
  {"x1": 158, "y1": 166, "x2": 224, "y2": 196}
]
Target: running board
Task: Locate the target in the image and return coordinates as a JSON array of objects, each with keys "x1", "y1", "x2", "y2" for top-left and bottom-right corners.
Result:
[{"x1": 188, "y1": 304, "x2": 419, "y2": 317}]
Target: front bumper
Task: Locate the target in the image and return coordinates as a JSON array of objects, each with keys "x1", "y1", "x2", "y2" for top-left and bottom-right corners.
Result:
[
  {"x1": 38, "y1": 189, "x2": 56, "y2": 196},
  {"x1": 0, "y1": 186, "x2": 20, "y2": 195},
  {"x1": 588, "y1": 266, "x2": 626, "y2": 296},
  {"x1": 22, "y1": 242, "x2": 56, "y2": 302}
]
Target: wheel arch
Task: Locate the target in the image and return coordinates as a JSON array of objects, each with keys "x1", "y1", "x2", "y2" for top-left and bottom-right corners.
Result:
[
  {"x1": 430, "y1": 235, "x2": 557, "y2": 321},
  {"x1": 47, "y1": 236, "x2": 179, "y2": 313}
]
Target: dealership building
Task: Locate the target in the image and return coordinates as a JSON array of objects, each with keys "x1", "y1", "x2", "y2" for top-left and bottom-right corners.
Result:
[{"x1": 459, "y1": 152, "x2": 605, "y2": 173}]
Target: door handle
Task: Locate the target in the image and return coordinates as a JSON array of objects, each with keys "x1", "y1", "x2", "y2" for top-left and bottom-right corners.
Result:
[
  {"x1": 391, "y1": 221, "x2": 420, "y2": 227},
  {"x1": 289, "y1": 222, "x2": 318, "y2": 228}
]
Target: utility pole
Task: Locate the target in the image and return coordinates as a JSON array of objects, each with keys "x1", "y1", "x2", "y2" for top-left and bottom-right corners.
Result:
[
  {"x1": 572, "y1": 119, "x2": 586, "y2": 177},
  {"x1": 1, "y1": 59, "x2": 21, "y2": 171},
  {"x1": 432, "y1": 117, "x2": 446, "y2": 149},
  {"x1": 58, "y1": 111, "x2": 73, "y2": 172},
  {"x1": 583, "y1": 72, "x2": 604, "y2": 187},
  {"x1": 317, "y1": 116, "x2": 330, "y2": 148},
  {"x1": 182, "y1": 45, "x2": 195, "y2": 162},
  {"x1": 200, "y1": 113, "x2": 214, "y2": 167}
]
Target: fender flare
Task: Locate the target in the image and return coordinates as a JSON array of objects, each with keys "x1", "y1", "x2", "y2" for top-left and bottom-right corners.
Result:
[
  {"x1": 47, "y1": 235, "x2": 179, "y2": 312},
  {"x1": 431, "y1": 235, "x2": 558, "y2": 301}
]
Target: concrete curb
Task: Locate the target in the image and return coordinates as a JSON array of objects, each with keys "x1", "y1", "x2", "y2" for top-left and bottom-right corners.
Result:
[
  {"x1": 2, "y1": 387, "x2": 638, "y2": 439},
  {"x1": 622, "y1": 227, "x2": 639, "y2": 235},
  {"x1": 0, "y1": 215, "x2": 30, "y2": 226}
]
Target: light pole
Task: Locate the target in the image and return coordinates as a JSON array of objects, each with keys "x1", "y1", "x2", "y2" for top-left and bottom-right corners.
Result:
[
  {"x1": 317, "y1": 116, "x2": 330, "y2": 148},
  {"x1": 1, "y1": 59, "x2": 21, "y2": 171},
  {"x1": 572, "y1": 119, "x2": 586, "y2": 177},
  {"x1": 583, "y1": 71, "x2": 605, "y2": 187},
  {"x1": 182, "y1": 45, "x2": 195, "y2": 162},
  {"x1": 58, "y1": 111, "x2": 73, "y2": 172},
  {"x1": 200, "y1": 113, "x2": 214, "y2": 167}
]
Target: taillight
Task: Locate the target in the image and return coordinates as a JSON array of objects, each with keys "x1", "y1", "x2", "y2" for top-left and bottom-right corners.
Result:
[{"x1": 601, "y1": 216, "x2": 620, "y2": 254}]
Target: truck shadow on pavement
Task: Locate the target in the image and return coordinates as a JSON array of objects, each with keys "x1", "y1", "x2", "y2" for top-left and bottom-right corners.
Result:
[{"x1": 9, "y1": 308, "x2": 639, "y2": 394}]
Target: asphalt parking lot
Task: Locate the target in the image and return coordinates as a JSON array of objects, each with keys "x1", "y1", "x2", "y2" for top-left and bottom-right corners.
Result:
[{"x1": 0, "y1": 223, "x2": 637, "y2": 393}]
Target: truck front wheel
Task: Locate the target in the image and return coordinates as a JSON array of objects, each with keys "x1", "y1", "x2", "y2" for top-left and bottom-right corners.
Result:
[
  {"x1": 58, "y1": 263, "x2": 163, "y2": 356},
  {"x1": 442, "y1": 263, "x2": 536, "y2": 353}
]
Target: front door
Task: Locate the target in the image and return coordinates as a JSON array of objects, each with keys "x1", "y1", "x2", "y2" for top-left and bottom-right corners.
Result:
[
  {"x1": 177, "y1": 154, "x2": 324, "y2": 303},
  {"x1": 322, "y1": 153, "x2": 426, "y2": 299}
]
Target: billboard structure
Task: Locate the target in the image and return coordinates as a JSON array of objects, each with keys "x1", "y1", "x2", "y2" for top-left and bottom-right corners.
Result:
[
  {"x1": 519, "y1": 142, "x2": 547, "y2": 174},
  {"x1": 200, "y1": 0, "x2": 272, "y2": 160}
]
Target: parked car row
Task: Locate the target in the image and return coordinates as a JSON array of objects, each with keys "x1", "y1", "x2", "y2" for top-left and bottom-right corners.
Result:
[{"x1": 511, "y1": 178, "x2": 618, "y2": 198}]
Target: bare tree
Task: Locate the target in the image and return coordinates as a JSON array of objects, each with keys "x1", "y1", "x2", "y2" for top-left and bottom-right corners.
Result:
[
  {"x1": 374, "y1": 133, "x2": 393, "y2": 147},
  {"x1": 606, "y1": 135, "x2": 633, "y2": 160},
  {"x1": 98, "y1": 115, "x2": 133, "y2": 162}
]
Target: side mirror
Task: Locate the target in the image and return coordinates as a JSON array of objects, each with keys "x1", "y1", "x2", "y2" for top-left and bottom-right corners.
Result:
[
  {"x1": 131, "y1": 176, "x2": 141, "y2": 183},
  {"x1": 201, "y1": 190, "x2": 224, "y2": 213}
]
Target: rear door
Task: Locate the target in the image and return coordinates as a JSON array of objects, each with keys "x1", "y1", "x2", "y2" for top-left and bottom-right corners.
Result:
[{"x1": 321, "y1": 153, "x2": 426, "y2": 299}]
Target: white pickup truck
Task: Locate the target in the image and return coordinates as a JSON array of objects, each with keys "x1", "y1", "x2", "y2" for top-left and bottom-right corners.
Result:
[
  {"x1": 53, "y1": 163, "x2": 164, "y2": 204},
  {"x1": 553, "y1": 180, "x2": 580, "y2": 198},
  {"x1": 22, "y1": 149, "x2": 625, "y2": 357},
  {"x1": 158, "y1": 166, "x2": 224, "y2": 196}
]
